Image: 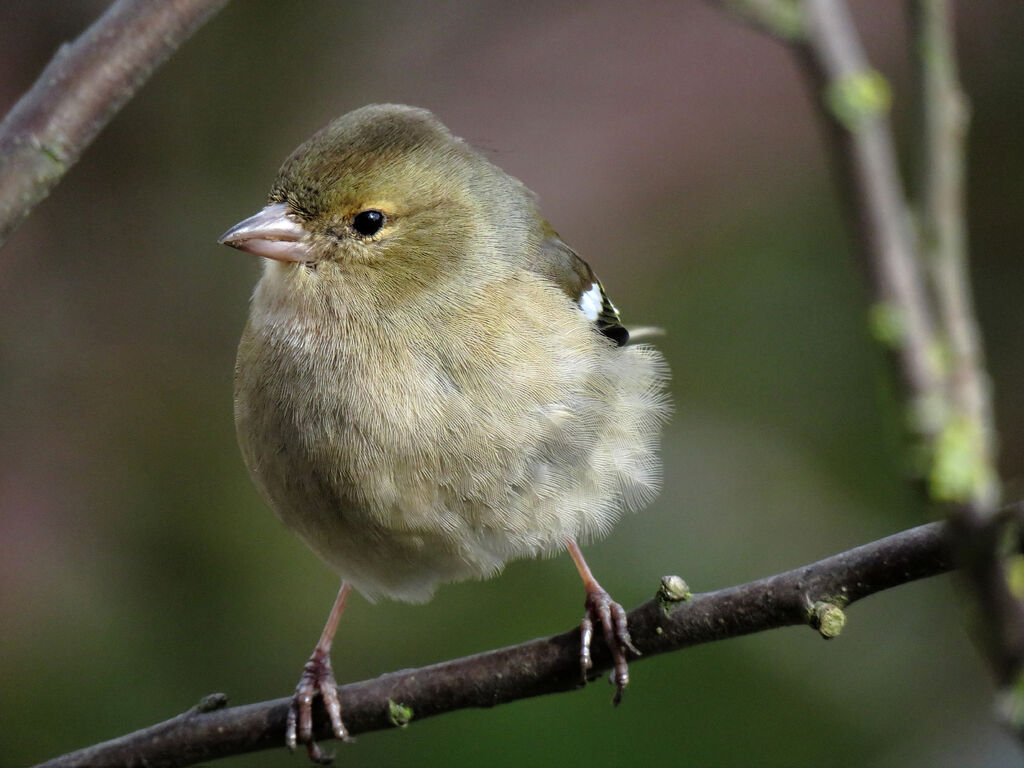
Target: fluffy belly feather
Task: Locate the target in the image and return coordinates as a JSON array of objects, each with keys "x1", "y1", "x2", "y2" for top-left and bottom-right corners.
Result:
[{"x1": 235, "y1": 272, "x2": 668, "y2": 602}]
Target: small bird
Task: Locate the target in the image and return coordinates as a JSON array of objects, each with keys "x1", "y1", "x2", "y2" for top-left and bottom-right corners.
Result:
[{"x1": 219, "y1": 104, "x2": 669, "y2": 762}]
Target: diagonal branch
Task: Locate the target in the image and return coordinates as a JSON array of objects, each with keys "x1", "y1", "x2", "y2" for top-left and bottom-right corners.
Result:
[
  {"x1": 797, "y1": 0, "x2": 944, "y2": 437},
  {"x1": 706, "y1": 5, "x2": 939, "y2": 422},
  {"x1": 797, "y1": 0, "x2": 1024, "y2": 699},
  {"x1": 0, "y1": 0, "x2": 230, "y2": 248},
  {"x1": 37, "y1": 522, "x2": 953, "y2": 768},
  {"x1": 908, "y1": 0, "x2": 1024, "y2": 697},
  {"x1": 714, "y1": 0, "x2": 805, "y2": 39},
  {"x1": 912, "y1": 1, "x2": 997, "y2": 511},
  {"x1": 708, "y1": 0, "x2": 1024, "y2": 734}
]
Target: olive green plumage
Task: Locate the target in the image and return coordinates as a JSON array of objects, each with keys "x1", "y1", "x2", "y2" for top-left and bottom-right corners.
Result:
[{"x1": 231, "y1": 104, "x2": 669, "y2": 602}]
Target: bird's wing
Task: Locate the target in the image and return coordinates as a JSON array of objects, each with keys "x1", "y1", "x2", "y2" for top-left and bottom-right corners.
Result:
[{"x1": 528, "y1": 223, "x2": 629, "y2": 346}]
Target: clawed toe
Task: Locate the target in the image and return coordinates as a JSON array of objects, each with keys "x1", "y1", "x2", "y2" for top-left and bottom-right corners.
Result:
[
  {"x1": 580, "y1": 586, "x2": 640, "y2": 704},
  {"x1": 286, "y1": 651, "x2": 352, "y2": 764}
]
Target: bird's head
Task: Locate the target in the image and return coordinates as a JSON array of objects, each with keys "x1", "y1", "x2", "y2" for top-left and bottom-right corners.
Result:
[{"x1": 219, "y1": 105, "x2": 529, "y2": 302}]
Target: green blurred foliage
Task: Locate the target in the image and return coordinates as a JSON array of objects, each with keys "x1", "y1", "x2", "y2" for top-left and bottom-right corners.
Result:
[{"x1": 1, "y1": 1, "x2": 1022, "y2": 766}]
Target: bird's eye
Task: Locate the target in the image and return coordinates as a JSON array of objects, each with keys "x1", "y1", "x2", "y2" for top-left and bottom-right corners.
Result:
[{"x1": 352, "y1": 210, "x2": 386, "y2": 237}]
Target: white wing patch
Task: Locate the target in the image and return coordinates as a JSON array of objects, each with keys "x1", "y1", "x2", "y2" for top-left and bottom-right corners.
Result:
[{"x1": 579, "y1": 281, "x2": 602, "y2": 322}]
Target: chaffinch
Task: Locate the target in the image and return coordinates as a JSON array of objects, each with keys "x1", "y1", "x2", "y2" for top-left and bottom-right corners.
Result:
[{"x1": 220, "y1": 104, "x2": 669, "y2": 761}]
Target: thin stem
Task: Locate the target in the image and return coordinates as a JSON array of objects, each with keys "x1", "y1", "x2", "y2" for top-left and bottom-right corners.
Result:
[
  {"x1": 712, "y1": 0, "x2": 805, "y2": 39},
  {"x1": 913, "y1": 0, "x2": 998, "y2": 511},
  {"x1": 0, "y1": 0, "x2": 230, "y2": 248},
  {"x1": 911, "y1": 0, "x2": 1023, "y2": 696},
  {"x1": 798, "y1": 0, "x2": 943, "y2": 437},
  {"x1": 709, "y1": 0, "x2": 1023, "y2": 723}
]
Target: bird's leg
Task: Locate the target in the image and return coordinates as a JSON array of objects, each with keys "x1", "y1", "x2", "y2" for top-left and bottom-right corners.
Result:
[
  {"x1": 566, "y1": 540, "x2": 640, "y2": 705},
  {"x1": 287, "y1": 581, "x2": 353, "y2": 764}
]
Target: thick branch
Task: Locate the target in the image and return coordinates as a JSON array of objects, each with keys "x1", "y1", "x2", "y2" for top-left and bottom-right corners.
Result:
[
  {"x1": 0, "y1": 0, "x2": 229, "y2": 248},
  {"x1": 38, "y1": 522, "x2": 953, "y2": 768}
]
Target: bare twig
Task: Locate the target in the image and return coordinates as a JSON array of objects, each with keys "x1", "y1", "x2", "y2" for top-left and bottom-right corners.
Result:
[
  {"x1": 37, "y1": 522, "x2": 953, "y2": 768},
  {"x1": 0, "y1": 0, "x2": 229, "y2": 248},
  {"x1": 798, "y1": 0, "x2": 944, "y2": 438},
  {"x1": 714, "y1": 0, "x2": 805, "y2": 39},
  {"x1": 709, "y1": 0, "x2": 1024, "y2": 732},
  {"x1": 912, "y1": 0, "x2": 997, "y2": 510},
  {"x1": 910, "y1": 0, "x2": 1024, "y2": 699}
]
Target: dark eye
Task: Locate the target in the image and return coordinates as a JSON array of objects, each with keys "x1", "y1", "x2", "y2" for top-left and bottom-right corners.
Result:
[{"x1": 352, "y1": 210, "x2": 385, "y2": 237}]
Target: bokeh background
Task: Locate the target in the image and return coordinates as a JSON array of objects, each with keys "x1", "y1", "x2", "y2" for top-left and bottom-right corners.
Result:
[{"x1": 2, "y1": 1, "x2": 1023, "y2": 766}]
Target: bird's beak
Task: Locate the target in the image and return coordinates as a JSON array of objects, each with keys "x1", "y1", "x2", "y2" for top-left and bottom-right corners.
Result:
[{"x1": 218, "y1": 202, "x2": 313, "y2": 263}]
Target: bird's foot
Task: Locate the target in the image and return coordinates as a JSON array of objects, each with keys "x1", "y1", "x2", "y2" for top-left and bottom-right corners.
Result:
[
  {"x1": 579, "y1": 585, "x2": 640, "y2": 705},
  {"x1": 286, "y1": 648, "x2": 352, "y2": 764}
]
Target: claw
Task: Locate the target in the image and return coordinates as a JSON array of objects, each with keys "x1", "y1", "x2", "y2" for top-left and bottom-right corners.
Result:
[
  {"x1": 579, "y1": 612, "x2": 595, "y2": 676},
  {"x1": 305, "y1": 740, "x2": 334, "y2": 766},
  {"x1": 566, "y1": 541, "x2": 640, "y2": 704},
  {"x1": 580, "y1": 585, "x2": 640, "y2": 705},
  {"x1": 286, "y1": 649, "x2": 352, "y2": 764}
]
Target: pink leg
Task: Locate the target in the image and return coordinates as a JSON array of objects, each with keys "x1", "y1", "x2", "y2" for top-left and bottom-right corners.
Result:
[
  {"x1": 567, "y1": 540, "x2": 640, "y2": 705},
  {"x1": 286, "y1": 581, "x2": 353, "y2": 763}
]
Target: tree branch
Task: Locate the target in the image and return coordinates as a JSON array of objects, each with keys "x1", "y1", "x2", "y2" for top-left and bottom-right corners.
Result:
[
  {"x1": 797, "y1": 0, "x2": 945, "y2": 439},
  {"x1": 713, "y1": 0, "x2": 805, "y2": 39},
  {"x1": 709, "y1": 0, "x2": 1024, "y2": 733},
  {"x1": 10, "y1": 1, "x2": 1012, "y2": 762},
  {"x1": 707, "y1": 0, "x2": 942, "y2": 429},
  {"x1": 907, "y1": 0, "x2": 1024, "y2": 702},
  {"x1": 912, "y1": 1, "x2": 997, "y2": 512},
  {"x1": 0, "y1": 0, "x2": 229, "y2": 248},
  {"x1": 37, "y1": 522, "x2": 953, "y2": 768}
]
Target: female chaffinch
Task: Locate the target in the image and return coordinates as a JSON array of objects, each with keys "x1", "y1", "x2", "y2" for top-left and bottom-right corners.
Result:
[{"x1": 220, "y1": 104, "x2": 669, "y2": 762}]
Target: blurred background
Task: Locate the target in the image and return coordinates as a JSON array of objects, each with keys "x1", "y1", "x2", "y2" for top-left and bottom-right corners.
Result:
[{"x1": 2, "y1": 1, "x2": 1023, "y2": 766}]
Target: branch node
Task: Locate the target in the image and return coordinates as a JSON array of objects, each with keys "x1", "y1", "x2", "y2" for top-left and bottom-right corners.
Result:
[
  {"x1": 657, "y1": 575, "x2": 692, "y2": 612},
  {"x1": 867, "y1": 301, "x2": 905, "y2": 348},
  {"x1": 825, "y1": 69, "x2": 892, "y2": 130},
  {"x1": 930, "y1": 415, "x2": 998, "y2": 505},
  {"x1": 908, "y1": 391, "x2": 948, "y2": 442},
  {"x1": 996, "y1": 675, "x2": 1024, "y2": 731},
  {"x1": 193, "y1": 692, "x2": 229, "y2": 714},
  {"x1": 811, "y1": 601, "x2": 847, "y2": 639},
  {"x1": 387, "y1": 699, "x2": 414, "y2": 728},
  {"x1": 1006, "y1": 556, "x2": 1024, "y2": 600}
]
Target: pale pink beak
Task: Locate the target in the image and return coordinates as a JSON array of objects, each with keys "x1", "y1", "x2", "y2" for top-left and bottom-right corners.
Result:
[{"x1": 218, "y1": 202, "x2": 312, "y2": 263}]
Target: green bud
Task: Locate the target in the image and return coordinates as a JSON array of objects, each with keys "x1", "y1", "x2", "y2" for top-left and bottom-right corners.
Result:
[{"x1": 388, "y1": 699, "x2": 414, "y2": 728}]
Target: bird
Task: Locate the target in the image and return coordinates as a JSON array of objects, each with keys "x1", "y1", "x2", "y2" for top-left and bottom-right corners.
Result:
[{"x1": 219, "y1": 103, "x2": 669, "y2": 762}]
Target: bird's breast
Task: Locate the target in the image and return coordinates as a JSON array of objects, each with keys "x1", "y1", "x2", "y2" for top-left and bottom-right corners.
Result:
[{"x1": 233, "y1": 267, "x2": 668, "y2": 601}]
